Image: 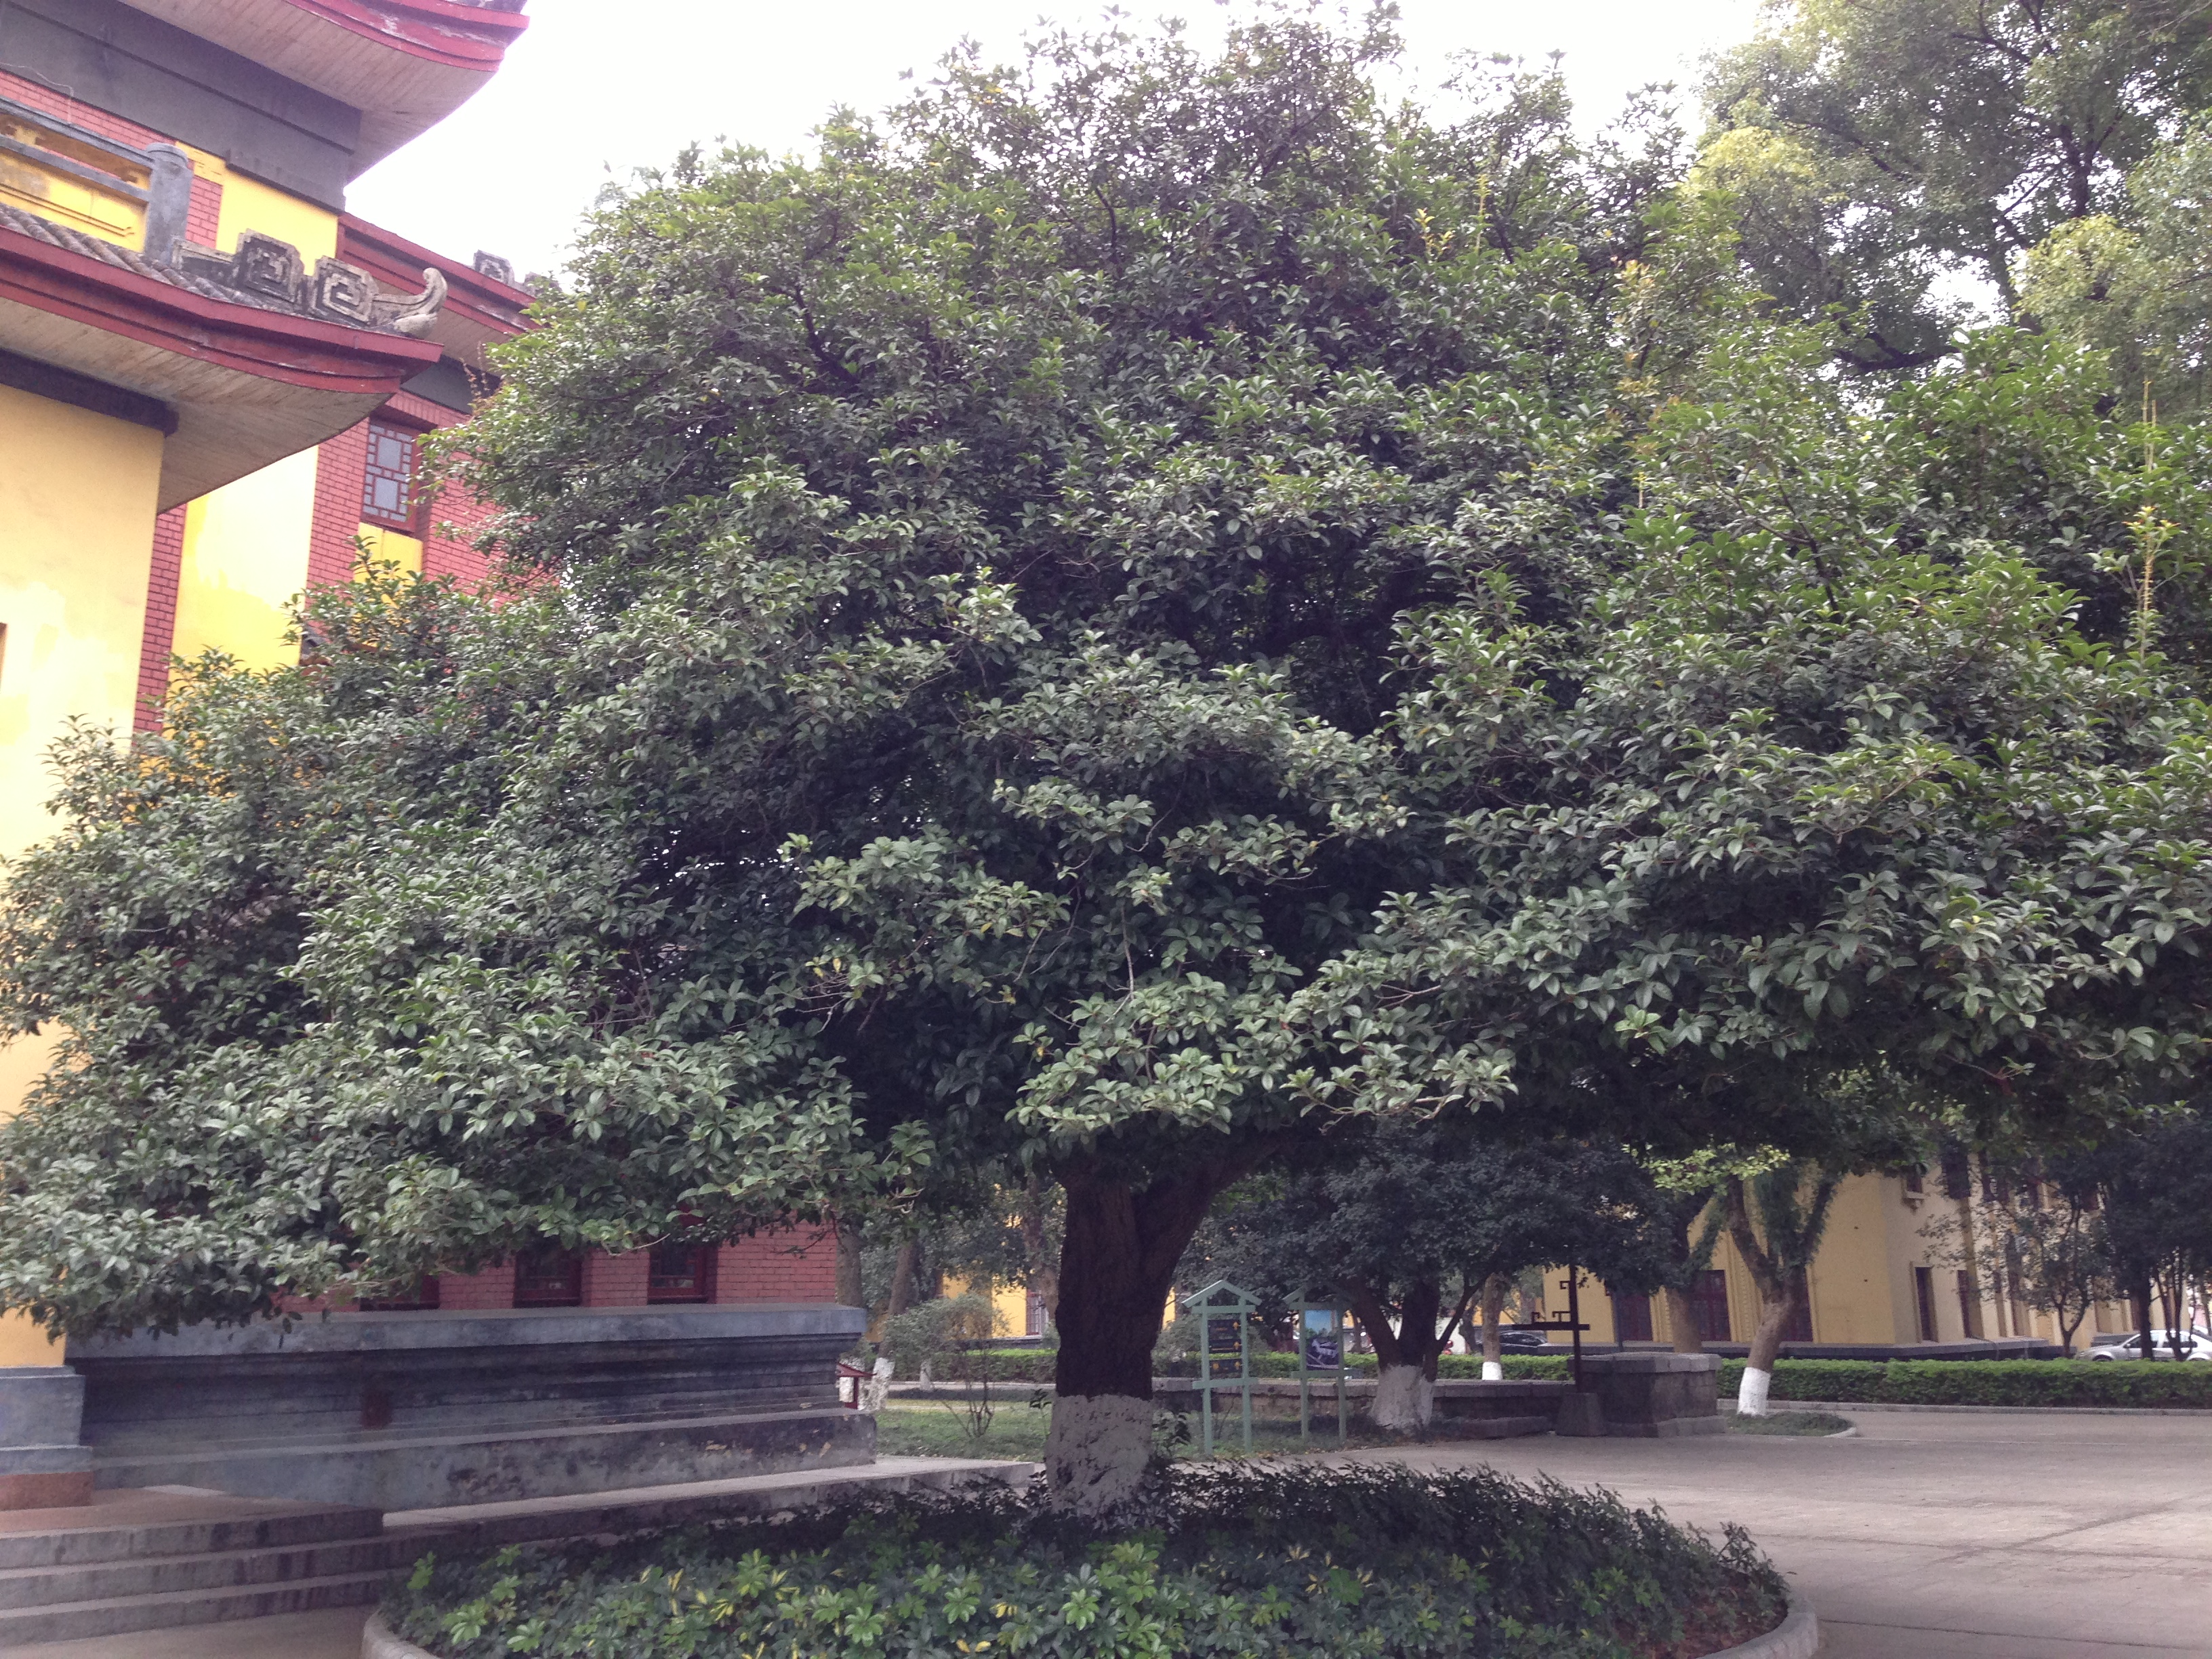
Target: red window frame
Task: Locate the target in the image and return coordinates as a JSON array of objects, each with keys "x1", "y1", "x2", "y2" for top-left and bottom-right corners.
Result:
[
  {"x1": 361, "y1": 417, "x2": 426, "y2": 533},
  {"x1": 513, "y1": 1247, "x2": 584, "y2": 1308},
  {"x1": 647, "y1": 1242, "x2": 714, "y2": 1303}
]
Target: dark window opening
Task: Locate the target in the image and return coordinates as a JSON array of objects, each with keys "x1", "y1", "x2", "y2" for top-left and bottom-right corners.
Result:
[
  {"x1": 514, "y1": 1247, "x2": 584, "y2": 1307},
  {"x1": 1939, "y1": 1145, "x2": 1972, "y2": 1201},
  {"x1": 362, "y1": 419, "x2": 421, "y2": 530},
  {"x1": 1611, "y1": 1291, "x2": 1653, "y2": 1344},
  {"x1": 1690, "y1": 1269, "x2": 1732, "y2": 1343},
  {"x1": 647, "y1": 1242, "x2": 713, "y2": 1303},
  {"x1": 1914, "y1": 1267, "x2": 1940, "y2": 1341},
  {"x1": 1903, "y1": 1167, "x2": 1924, "y2": 1195},
  {"x1": 1954, "y1": 1269, "x2": 1984, "y2": 1340}
]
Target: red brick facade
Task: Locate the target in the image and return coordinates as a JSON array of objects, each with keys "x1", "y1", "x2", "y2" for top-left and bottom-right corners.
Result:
[
  {"x1": 386, "y1": 1231, "x2": 839, "y2": 1312},
  {"x1": 309, "y1": 423, "x2": 373, "y2": 590},
  {"x1": 134, "y1": 506, "x2": 186, "y2": 731}
]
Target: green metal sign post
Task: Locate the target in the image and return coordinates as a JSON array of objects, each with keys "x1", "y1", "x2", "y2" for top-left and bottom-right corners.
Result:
[
  {"x1": 1297, "y1": 1302, "x2": 1349, "y2": 1450},
  {"x1": 1191, "y1": 1279, "x2": 1255, "y2": 1457}
]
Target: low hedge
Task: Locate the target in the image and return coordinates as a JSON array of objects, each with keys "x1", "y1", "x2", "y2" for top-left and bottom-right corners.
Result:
[
  {"x1": 1720, "y1": 1357, "x2": 2212, "y2": 1409},
  {"x1": 386, "y1": 1464, "x2": 1785, "y2": 1659},
  {"x1": 1151, "y1": 1352, "x2": 1571, "y2": 1382}
]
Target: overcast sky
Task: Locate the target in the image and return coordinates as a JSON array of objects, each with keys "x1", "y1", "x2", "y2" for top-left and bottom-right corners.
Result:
[{"x1": 348, "y1": 0, "x2": 1766, "y2": 281}]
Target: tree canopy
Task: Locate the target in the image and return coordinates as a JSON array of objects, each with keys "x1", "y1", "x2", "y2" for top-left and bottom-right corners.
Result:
[{"x1": 5, "y1": 3, "x2": 2212, "y2": 1504}]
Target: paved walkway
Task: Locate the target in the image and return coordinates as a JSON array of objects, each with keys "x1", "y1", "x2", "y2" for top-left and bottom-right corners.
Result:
[
  {"x1": 1368, "y1": 1409, "x2": 2212, "y2": 1658},
  {"x1": 14, "y1": 1413, "x2": 2210, "y2": 1656}
]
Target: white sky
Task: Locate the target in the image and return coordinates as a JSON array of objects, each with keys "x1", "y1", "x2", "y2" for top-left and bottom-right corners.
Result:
[{"x1": 349, "y1": 0, "x2": 1766, "y2": 282}]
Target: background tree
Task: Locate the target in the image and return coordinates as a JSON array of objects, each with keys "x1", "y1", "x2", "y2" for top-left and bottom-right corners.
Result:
[
  {"x1": 1700, "y1": 0, "x2": 2212, "y2": 367},
  {"x1": 1191, "y1": 1128, "x2": 1671, "y2": 1429},
  {"x1": 1922, "y1": 1151, "x2": 2114, "y2": 1354},
  {"x1": 2093, "y1": 1111, "x2": 2212, "y2": 1357},
  {"x1": 1721, "y1": 1160, "x2": 1840, "y2": 1415}
]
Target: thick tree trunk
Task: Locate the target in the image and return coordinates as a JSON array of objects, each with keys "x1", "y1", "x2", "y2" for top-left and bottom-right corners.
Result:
[
  {"x1": 1345, "y1": 1279, "x2": 1447, "y2": 1432},
  {"x1": 1046, "y1": 1162, "x2": 1232, "y2": 1515},
  {"x1": 1664, "y1": 1286, "x2": 1705, "y2": 1354},
  {"x1": 834, "y1": 1218, "x2": 864, "y2": 1311},
  {"x1": 886, "y1": 1237, "x2": 920, "y2": 1319},
  {"x1": 1020, "y1": 1174, "x2": 1059, "y2": 1332},
  {"x1": 1480, "y1": 1273, "x2": 1507, "y2": 1380},
  {"x1": 1738, "y1": 1292, "x2": 1801, "y2": 1416}
]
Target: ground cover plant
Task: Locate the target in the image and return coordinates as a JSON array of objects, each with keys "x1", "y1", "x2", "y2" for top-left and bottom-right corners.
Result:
[
  {"x1": 1723, "y1": 1409, "x2": 1853, "y2": 1437},
  {"x1": 384, "y1": 1465, "x2": 1786, "y2": 1659},
  {"x1": 1718, "y1": 1358, "x2": 2212, "y2": 1408}
]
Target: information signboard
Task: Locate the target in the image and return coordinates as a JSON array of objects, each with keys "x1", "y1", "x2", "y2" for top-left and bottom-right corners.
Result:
[
  {"x1": 1296, "y1": 1302, "x2": 1349, "y2": 1449},
  {"x1": 1187, "y1": 1279, "x2": 1255, "y2": 1456}
]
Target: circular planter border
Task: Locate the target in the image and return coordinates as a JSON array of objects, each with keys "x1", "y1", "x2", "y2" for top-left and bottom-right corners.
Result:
[{"x1": 367, "y1": 1593, "x2": 1818, "y2": 1659}]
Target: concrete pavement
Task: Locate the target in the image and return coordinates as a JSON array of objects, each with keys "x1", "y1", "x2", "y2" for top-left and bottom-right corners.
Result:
[
  {"x1": 1367, "y1": 1408, "x2": 2212, "y2": 1658},
  {"x1": 9, "y1": 1412, "x2": 2207, "y2": 1656}
]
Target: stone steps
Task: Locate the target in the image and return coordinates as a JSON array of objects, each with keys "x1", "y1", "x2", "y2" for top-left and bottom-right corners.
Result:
[
  {"x1": 0, "y1": 1568, "x2": 391, "y2": 1647},
  {"x1": 0, "y1": 1494, "x2": 396, "y2": 1646}
]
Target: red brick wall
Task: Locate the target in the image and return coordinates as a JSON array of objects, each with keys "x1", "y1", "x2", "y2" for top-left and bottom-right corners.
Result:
[
  {"x1": 715, "y1": 1227, "x2": 838, "y2": 1303},
  {"x1": 309, "y1": 424, "x2": 371, "y2": 590},
  {"x1": 134, "y1": 506, "x2": 186, "y2": 731},
  {"x1": 436, "y1": 1262, "x2": 517, "y2": 1311},
  {"x1": 581, "y1": 1250, "x2": 651, "y2": 1307}
]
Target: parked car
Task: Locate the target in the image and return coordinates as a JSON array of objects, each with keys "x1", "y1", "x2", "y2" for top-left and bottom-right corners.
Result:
[
  {"x1": 2083, "y1": 1330, "x2": 2212, "y2": 1360},
  {"x1": 1491, "y1": 1328, "x2": 1554, "y2": 1352}
]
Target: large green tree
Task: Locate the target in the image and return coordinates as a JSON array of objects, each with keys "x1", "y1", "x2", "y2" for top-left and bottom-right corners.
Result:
[
  {"x1": 7, "y1": 10, "x2": 2212, "y2": 1512},
  {"x1": 1700, "y1": 0, "x2": 2212, "y2": 366}
]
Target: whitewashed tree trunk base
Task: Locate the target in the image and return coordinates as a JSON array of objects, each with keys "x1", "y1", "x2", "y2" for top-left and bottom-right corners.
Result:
[
  {"x1": 1738, "y1": 1365, "x2": 1774, "y2": 1416},
  {"x1": 1044, "y1": 1393, "x2": 1155, "y2": 1515},
  {"x1": 859, "y1": 1357, "x2": 894, "y2": 1414},
  {"x1": 1370, "y1": 1364, "x2": 1435, "y2": 1431},
  {"x1": 1481, "y1": 1360, "x2": 1504, "y2": 1381}
]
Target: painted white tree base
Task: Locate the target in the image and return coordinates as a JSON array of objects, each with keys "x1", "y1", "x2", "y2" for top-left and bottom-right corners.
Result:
[
  {"x1": 1371, "y1": 1364, "x2": 1435, "y2": 1431},
  {"x1": 1044, "y1": 1393, "x2": 1155, "y2": 1515},
  {"x1": 1738, "y1": 1365, "x2": 1774, "y2": 1416},
  {"x1": 1481, "y1": 1360, "x2": 1504, "y2": 1381}
]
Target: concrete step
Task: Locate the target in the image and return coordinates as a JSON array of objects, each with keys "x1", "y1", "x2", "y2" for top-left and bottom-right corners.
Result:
[
  {"x1": 0, "y1": 1536, "x2": 405, "y2": 1609},
  {"x1": 0, "y1": 1498, "x2": 382, "y2": 1572},
  {"x1": 0, "y1": 1568, "x2": 389, "y2": 1647}
]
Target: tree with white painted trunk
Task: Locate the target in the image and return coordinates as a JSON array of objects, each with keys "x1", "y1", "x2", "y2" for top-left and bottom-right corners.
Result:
[
  {"x1": 1192, "y1": 1130, "x2": 1675, "y2": 1432},
  {"x1": 1722, "y1": 1162, "x2": 1841, "y2": 1416}
]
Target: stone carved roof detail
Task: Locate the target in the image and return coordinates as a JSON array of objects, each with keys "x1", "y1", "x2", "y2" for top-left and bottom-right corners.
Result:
[
  {"x1": 176, "y1": 230, "x2": 448, "y2": 336},
  {"x1": 0, "y1": 204, "x2": 445, "y2": 340}
]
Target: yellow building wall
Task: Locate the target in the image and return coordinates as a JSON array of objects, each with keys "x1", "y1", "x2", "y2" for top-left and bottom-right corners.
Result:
[
  {"x1": 180, "y1": 146, "x2": 340, "y2": 264},
  {"x1": 358, "y1": 526, "x2": 424, "y2": 576},
  {"x1": 0, "y1": 383, "x2": 165, "y2": 1366},
  {"x1": 171, "y1": 449, "x2": 321, "y2": 670}
]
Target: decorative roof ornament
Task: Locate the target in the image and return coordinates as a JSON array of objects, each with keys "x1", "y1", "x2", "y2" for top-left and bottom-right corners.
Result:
[
  {"x1": 377, "y1": 266, "x2": 448, "y2": 337},
  {"x1": 169, "y1": 230, "x2": 445, "y2": 337}
]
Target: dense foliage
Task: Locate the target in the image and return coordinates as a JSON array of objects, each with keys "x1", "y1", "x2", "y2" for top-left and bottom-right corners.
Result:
[
  {"x1": 1187, "y1": 1128, "x2": 1668, "y2": 1387},
  {"x1": 3, "y1": 14, "x2": 2211, "y2": 1488},
  {"x1": 384, "y1": 1466, "x2": 1785, "y2": 1659},
  {"x1": 1719, "y1": 1356, "x2": 2212, "y2": 1408}
]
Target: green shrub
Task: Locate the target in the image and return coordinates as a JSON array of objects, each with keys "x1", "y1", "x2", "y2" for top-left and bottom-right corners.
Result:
[
  {"x1": 1719, "y1": 1358, "x2": 2212, "y2": 1408},
  {"x1": 387, "y1": 1465, "x2": 1786, "y2": 1659}
]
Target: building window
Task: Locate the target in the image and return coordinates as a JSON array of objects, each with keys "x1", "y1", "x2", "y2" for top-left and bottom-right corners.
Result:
[
  {"x1": 1914, "y1": 1266, "x2": 1940, "y2": 1341},
  {"x1": 1689, "y1": 1269, "x2": 1732, "y2": 1343},
  {"x1": 1903, "y1": 1167, "x2": 1924, "y2": 1195},
  {"x1": 362, "y1": 419, "x2": 420, "y2": 529},
  {"x1": 514, "y1": 1247, "x2": 584, "y2": 1307},
  {"x1": 1611, "y1": 1291, "x2": 1653, "y2": 1344},
  {"x1": 647, "y1": 1242, "x2": 713, "y2": 1303},
  {"x1": 1954, "y1": 1269, "x2": 1984, "y2": 1340}
]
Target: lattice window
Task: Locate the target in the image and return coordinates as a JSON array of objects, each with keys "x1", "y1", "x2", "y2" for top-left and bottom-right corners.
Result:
[
  {"x1": 514, "y1": 1247, "x2": 584, "y2": 1307},
  {"x1": 362, "y1": 419, "x2": 419, "y2": 528},
  {"x1": 647, "y1": 1242, "x2": 713, "y2": 1303}
]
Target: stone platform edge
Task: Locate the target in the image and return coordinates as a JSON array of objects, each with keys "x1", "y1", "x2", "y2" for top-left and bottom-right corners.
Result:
[
  {"x1": 365, "y1": 1579, "x2": 1815, "y2": 1659},
  {"x1": 1705, "y1": 1593, "x2": 1818, "y2": 1659},
  {"x1": 1723, "y1": 1395, "x2": 2211, "y2": 1417}
]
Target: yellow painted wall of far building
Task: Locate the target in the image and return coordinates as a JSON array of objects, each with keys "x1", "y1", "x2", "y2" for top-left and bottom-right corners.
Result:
[{"x1": 0, "y1": 382, "x2": 165, "y2": 1365}]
